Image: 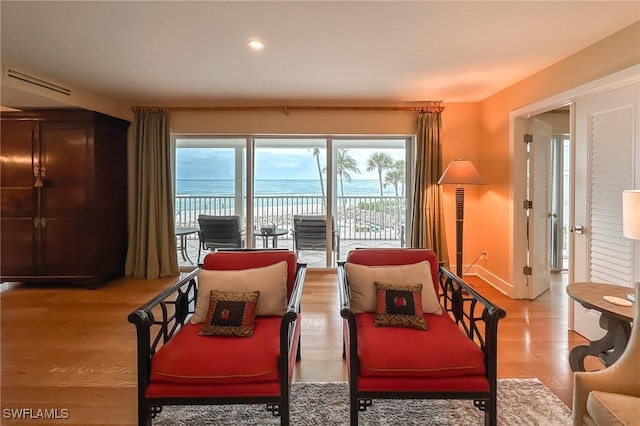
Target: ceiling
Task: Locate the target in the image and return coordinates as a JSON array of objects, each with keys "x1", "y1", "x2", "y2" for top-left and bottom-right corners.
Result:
[{"x1": 1, "y1": 1, "x2": 639, "y2": 109}]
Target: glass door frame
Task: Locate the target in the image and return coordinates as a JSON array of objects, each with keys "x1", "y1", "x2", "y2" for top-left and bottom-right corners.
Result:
[
  {"x1": 172, "y1": 135, "x2": 248, "y2": 225},
  {"x1": 550, "y1": 134, "x2": 569, "y2": 271},
  {"x1": 330, "y1": 136, "x2": 414, "y2": 252},
  {"x1": 251, "y1": 136, "x2": 333, "y2": 266},
  {"x1": 173, "y1": 133, "x2": 414, "y2": 268}
]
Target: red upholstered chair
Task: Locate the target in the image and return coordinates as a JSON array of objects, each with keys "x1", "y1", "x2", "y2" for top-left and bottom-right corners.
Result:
[
  {"x1": 128, "y1": 250, "x2": 306, "y2": 426},
  {"x1": 338, "y1": 248, "x2": 506, "y2": 426}
]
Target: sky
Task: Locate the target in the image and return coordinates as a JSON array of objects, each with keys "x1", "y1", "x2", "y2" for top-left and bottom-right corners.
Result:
[{"x1": 176, "y1": 147, "x2": 405, "y2": 181}]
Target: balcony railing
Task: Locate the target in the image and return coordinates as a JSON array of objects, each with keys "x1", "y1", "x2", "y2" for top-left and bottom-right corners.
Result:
[{"x1": 175, "y1": 195, "x2": 406, "y2": 243}]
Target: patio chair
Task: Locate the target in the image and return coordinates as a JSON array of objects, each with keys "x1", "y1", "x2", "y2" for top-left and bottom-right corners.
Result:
[
  {"x1": 128, "y1": 249, "x2": 307, "y2": 426},
  {"x1": 338, "y1": 248, "x2": 506, "y2": 425},
  {"x1": 197, "y1": 215, "x2": 245, "y2": 263},
  {"x1": 292, "y1": 215, "x2": 340, "y2": 259}
]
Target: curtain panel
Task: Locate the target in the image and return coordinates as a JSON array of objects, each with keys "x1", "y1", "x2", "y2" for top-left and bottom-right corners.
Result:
[
  {"x1": 125, "y1": 109, "x2": 179, "y2": 279},
  {"x1": 410, "y1": 110, "x2": 450, "y2": 266}
]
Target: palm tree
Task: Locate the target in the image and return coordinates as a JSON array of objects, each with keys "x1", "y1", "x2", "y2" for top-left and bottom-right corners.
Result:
[
  {"x1": 336, "y1": 149, "x2": 360, "y2": 208},
  {"x1": 384, "y1": 167, "x2": 403, "y2": 197},
  {"x1": 385, "y1": 160, "x2": 406, "y2": 228},
  {"x1": 366, "y1": 152, "x2": 394, "y2": 199},
  {"x1": 394, "y1": 160, "x2": 406, "y2": 196},
  {"x1": 312, "y1": 148, "x2": 325, "y2": 200}
]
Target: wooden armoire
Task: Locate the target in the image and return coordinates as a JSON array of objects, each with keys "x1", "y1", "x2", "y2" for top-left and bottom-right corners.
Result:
[{"x1": 0, "y1": 109, "x2": 130, "y2": 288}]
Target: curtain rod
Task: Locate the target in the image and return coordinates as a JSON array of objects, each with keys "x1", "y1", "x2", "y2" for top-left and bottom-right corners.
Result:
[{"x1": 131, "y1": 103, "x2": 444, "y2": 114}]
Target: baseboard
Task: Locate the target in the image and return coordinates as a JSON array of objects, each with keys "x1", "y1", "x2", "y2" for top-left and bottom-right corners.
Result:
[{"x1": 463, "y1": 264, "x2": 515, "y2": 298}]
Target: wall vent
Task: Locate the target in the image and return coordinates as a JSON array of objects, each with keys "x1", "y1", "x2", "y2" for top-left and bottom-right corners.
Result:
[{"x1": 5, "y1": 67, "x2": 71, "y2": 96}]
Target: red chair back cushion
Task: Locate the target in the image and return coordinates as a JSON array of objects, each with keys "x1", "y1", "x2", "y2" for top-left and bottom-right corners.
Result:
[
  {"x1": 346, "y1": 248, "x2": 440, "y2": 295},
  {"x1": 202, "y1": 250, "x2": 298, "y2": 298}
]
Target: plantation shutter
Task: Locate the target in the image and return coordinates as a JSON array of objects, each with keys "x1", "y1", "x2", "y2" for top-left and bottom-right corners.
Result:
[{"x1": 588, "y1": 105, "x2": 634, "y2": 284}]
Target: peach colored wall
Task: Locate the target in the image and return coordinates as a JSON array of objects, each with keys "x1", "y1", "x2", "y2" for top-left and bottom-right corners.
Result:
[
  {"x1": 439, "y1": 103, "x2": 483, "y2": 267},
  {"x1": 477, "y1": 21, "x2": 640, "y2": 286},
  {"x1": 170, "y1": 109, "x2": 418, "y2": 135}
]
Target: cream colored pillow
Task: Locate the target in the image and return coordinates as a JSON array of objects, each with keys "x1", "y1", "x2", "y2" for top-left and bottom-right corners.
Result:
[
  {"x1": 344, "y1": 260, "x2": 442, "y2": 315},
  {"x1": 191, "y1": 261, "x2": 288, "y2": 323}
]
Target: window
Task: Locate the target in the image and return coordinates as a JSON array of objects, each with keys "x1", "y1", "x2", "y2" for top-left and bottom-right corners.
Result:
[{"x1": 174, "y1": 135, "x2": 413, "y2": 267}]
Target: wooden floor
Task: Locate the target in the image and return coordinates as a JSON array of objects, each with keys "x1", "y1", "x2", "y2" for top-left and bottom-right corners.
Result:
[{"x1": 0, "y1": 270, "x2": 590, "y2": 425}]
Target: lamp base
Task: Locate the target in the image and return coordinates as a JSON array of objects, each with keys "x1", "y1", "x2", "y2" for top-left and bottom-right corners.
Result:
[{"x1": 455, "y1": 187, "x2": 464, "y2": 277}]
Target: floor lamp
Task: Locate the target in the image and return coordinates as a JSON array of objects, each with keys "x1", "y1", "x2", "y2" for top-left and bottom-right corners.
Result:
[{"x1": 438, "y1": 159, "x2": 484, "y2": 277}]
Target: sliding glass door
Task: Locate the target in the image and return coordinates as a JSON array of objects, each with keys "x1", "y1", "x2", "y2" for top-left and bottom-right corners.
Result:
[
  {"x1": 253, "y1": 138, "x2": 331, "y2": 266},
  {"x1": 174, "y1": 137, "x2": 246, "y2": 263},
  {"x1": 332, "y1": 139, "x2": 410, "y2": 249},
  {"x1": 173, "y1": 135, "x2": 412, "y2": 268},
  {"x1": 175, "y1": 137, "x2": 246, "y2": 222}
]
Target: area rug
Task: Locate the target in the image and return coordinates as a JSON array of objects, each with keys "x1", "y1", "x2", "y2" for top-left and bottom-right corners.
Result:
[{"x1": 153, "y1": 378, "x2": 571, "y2": 425}]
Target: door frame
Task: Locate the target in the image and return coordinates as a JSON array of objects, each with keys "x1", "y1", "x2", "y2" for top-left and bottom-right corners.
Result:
[{"x1": 508, "y1": 65, "x2": 640, "y2": 306}]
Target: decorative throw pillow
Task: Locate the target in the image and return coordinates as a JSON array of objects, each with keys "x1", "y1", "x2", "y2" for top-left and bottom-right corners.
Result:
[
  {"x1": 191, "y1": 261, "x2": 288, "y2": 324},
  {"x1": 344, "y1": 260, "x2": 442, "y2": 315},
  {"x1": 374, "y1": 282, "x2": 427, "y2": 330},
  {"x1": 200, "y1": 290, "x2": 259, "y2": 337}
]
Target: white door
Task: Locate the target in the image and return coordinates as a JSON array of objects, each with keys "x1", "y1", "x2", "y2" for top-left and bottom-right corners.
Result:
[
  {"x1": 528, "y1": 118, "x2": 552, "y2": 299},
  {"x1": 572, "y1": 82, "x2": 639, "y2": 340}
]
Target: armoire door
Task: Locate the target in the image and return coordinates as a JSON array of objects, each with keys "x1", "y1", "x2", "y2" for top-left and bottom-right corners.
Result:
[
  {"x1": 39, "y1": 122, "x2": 93, "y2": 276},
  {"x1": 0, "y1": 120, "x2": 38, "y2": 276}
]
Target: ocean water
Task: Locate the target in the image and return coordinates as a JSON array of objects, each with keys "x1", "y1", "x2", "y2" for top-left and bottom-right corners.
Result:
[{"x1": 176, "y1": 179, "x2": 404, "y2": 197}]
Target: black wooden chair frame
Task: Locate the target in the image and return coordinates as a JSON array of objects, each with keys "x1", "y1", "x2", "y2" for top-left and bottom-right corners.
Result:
[
  {"x1": 128, "y1": 263, "x2": 307, "y2": 426},
  {"x1": 338, "y1": 263, "x2": 506, "y2": 426}
]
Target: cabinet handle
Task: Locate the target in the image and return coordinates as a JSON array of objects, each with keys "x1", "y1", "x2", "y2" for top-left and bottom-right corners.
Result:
[
  {"x1": 34, "y1": 217, "x2": 40, "y2": 228},
  {"x1": 33, "y1": 166, "x2": 44, "y2": 188},
  {"x1": 41, "y1": 217, "x2": 46, "y2": 228}
]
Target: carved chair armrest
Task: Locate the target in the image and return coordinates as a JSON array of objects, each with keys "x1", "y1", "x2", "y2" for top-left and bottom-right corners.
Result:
[
  {"x1": 337, "y1": 263, "x2": 359, "y2": 379},
  {"x1": 438, "y1": 266, "x2": 507, "y2": 378},
  {"x1": 286, "y1": 263, "x2": 307, "y2": 317},
  {"x1": 337, "y1": 262, "x2": 352, "y2": 319},
  {"x1": 127, "y1": 270, "x2": 199, "y2": 401},
  {"x1": 280, "y1": 263, "x2": 307, "y2": 369},
  {"x1": 337, "y1": 261, "x2": 350, "y2": 308}
]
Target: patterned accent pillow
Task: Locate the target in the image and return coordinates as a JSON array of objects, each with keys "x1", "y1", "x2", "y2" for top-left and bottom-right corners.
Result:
[
  {"x1": 374, "y1": 282, "x2": 427, "y2": 330},
  {"x1": 200, "y1": 290, "x2": 260, "y2": 337}
]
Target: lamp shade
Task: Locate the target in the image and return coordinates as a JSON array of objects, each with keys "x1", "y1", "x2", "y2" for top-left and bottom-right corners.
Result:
[
  {"x1": 622, "y1": 190, "x2": 640, "y2": 240},
  {"x1": 438, "y1": 159, "x2": 485, "y2": 185}
]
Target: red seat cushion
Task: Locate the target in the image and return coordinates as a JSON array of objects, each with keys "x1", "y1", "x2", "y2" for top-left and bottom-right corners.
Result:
[
  {"x1": 356, "y1": 312, "x2": 486, "y2": 378},
  {"x1": 146, "y1": 380, "x2": 281, "y2": 398},
  {"x1": 357, "y1": 374, "x2": 490, "y2": 393},
  {"x1": 150, "y1": 318, "x2": 281, "y2": 385}
]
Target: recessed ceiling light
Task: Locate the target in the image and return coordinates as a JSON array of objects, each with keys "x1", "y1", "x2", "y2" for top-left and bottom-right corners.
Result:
[{"x1": 248, "y1": 39, "x2": 264, "y2": 50}]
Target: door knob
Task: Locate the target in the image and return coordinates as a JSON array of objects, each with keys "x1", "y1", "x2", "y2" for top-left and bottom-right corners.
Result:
[{"x1": 570, "y1": 225, "x2": 585, "y2": 234}]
